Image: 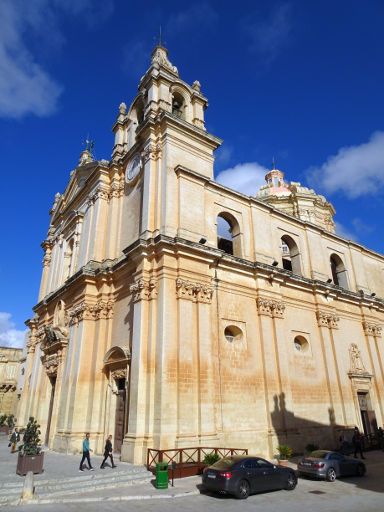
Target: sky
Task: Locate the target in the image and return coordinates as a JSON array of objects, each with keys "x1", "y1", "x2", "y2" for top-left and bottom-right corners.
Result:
[{"x1": 1, "y1": 0, "x2": 383, "y2": 347}]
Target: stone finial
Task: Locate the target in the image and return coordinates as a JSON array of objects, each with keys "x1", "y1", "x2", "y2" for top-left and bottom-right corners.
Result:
[
  {"x1": 151, "y1": 45, "x2": 178, "y2": 75},
  {"x1": 192, "y1": 80, "x2": 201, "y2": 92},
  {"x1": 119, "y1": 102, "x2": 127, "y2": 114},
  {"x1": 78, "y1": 149, "x2": 93, "y2": 166}
]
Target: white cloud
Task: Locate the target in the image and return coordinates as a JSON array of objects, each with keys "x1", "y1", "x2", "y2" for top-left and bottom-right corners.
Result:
[
  {"x1": 307, "y1": 132, "x2": 384, "y2": 199},
  {"x1": 0, "y1": 0, "x2": 113, "y2": 119},
  {"x1": 166, "y1": 3, "x2": 218, "y2": 36},
  {"x1": 0, "y1": 312, "x2": 27, "y2": 348},
  {"x1": 216, "y1": 162, "x2": 267, "y2": 195},
  {"x1": 245, "y1": 3, "x2": 293, "y2": 64},
  {"x1": 334, "y1": 222, "x2": 356, "y2": 241}
]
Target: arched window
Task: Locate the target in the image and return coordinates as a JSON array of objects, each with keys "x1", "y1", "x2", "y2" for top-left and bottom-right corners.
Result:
[
  {"x1": 330, "y1": 254, "x2": 348, "y2": 289},
  {"x1": 135, "y1": 97, "x2": 145, "y2": 126},
  {"x1": 281, "y1": 235, "x2": 301, "y2": 275},
  {"x1": 172, "y1": 92, "x2": 185, "y2": 119},
  {"x1": 217, "y1": 213, "x2": 241, "y2": 257}
]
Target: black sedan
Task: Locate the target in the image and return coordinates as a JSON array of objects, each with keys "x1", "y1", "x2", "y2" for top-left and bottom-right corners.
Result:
[
  {"x1": 297, "y1": 450, "x2": 366, "y2": 481},
  {"x1": 202, "y1": 455, "x2": 297, "y2": 499}
]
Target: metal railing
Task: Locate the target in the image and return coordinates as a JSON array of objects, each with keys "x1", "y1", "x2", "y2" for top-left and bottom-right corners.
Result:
[{"x1": 147, "y1": 446, "x2": 248, "y2": 470}]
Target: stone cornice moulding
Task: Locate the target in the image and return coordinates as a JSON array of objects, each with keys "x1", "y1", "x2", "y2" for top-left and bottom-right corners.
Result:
[
  {"x1": 362, "y1": 321, "x2": 382, "y2": 338},
  {"x1": 316, "y1": 310, "x2": 340, "y2": 329},
  {"x1": 130, "y1": 278, "x2": 158, "y2": 302},
  {"x1": 68, "y1": 299, "x2": 115, "y2": 325},
  {"x1": 256, "y1": 296, "x2": 286, "y2": 318},
  {"x1": 175, "y1": 278, "x2": 214, "y2": 304}
]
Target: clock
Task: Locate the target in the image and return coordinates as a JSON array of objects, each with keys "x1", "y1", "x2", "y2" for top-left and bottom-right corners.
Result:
[{"x1": 125, "y1": 154, "x2": 142, "y2": 183}]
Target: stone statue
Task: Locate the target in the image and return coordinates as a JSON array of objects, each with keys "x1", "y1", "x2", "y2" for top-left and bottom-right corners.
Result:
[{"x1": 349, "y1": 343, "x2": 366, "y2": 373}]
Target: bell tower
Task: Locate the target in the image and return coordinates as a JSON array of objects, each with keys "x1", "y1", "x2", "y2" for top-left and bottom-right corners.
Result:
[{"x1": 113, "y1": 46, "x2": 222, "y2": 244}]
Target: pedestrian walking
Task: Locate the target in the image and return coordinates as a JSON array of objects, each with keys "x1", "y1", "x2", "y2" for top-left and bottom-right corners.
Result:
[
  {"x1": 378, "y1": 426, "x2": 384, "y2": 451},
  {"x1": 9, "y1": 428, "x2": 20, "y2": 453},
  {"x1": 100, "y1": 434, "x2": 117, "y2": 469},
  {"x1": 79, "y1": 432, "x2": 94, "y2": 471},
  {"x1": 339, "y1": 432, "x2": 348, "y2": 455},
  {"x1": 352, "y1": 426, "x2": 365, "y2": 459}
]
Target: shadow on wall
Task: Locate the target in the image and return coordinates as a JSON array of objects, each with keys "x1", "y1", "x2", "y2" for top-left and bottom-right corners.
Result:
[
  {"x1": 271, "y1": 392, "x2": 384, "y2": 494},
  {"x1": 271, "y1": 392, "x2": 344, "y2": 456}
]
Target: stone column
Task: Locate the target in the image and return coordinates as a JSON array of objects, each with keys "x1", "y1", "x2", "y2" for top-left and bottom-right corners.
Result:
[
  {"x1": 121, "y1": 276, "x2": 157, "y2": 463},
  {"x1": 363, "y1": 322, "x2": 384, "y2": 425},
  {"x1": 256, "y1": 296, "x2": 285, "y2": 456},
  {"x1": 140, "y1": 142, "x2": 161, "y2": 239},
  {"x1": 196, "y1": 284, "x2": 217, "y2": 443},
  {"x1": 316, "y1": 310, "x2": 347, "y2": 427}
]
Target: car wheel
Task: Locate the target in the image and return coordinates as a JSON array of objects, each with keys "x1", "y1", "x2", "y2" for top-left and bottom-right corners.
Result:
[
  {"x1": 356, "y1": 464, "x2": 366, "y2": 477},
  {"x1": 326, "y1": 467, "x2": 337, "y2": 482},
  {"x1": 285, "y1": 472, "x2": 297, "y2": 490},
  {"x1": 236, "y1": 479, "x2": 250, "y2": 499}
]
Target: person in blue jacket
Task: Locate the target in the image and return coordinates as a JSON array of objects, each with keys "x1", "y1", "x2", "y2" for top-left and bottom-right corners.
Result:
[{"x1": 79, "y1": 432, "x2": 94, "y2": 471}]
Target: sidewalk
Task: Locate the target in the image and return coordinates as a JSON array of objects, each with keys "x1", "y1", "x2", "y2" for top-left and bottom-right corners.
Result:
[{"x1": 0, "y1": 434, "x2": 200, "y2": 506}]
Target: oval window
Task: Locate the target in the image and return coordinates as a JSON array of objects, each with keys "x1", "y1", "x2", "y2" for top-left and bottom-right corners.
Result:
[
  {"x1": 294, "y1": 335, "x2": 309, "y2": 353},
  {"x1": 224, "y1": 325, "x2": 243, "y2": 343}
]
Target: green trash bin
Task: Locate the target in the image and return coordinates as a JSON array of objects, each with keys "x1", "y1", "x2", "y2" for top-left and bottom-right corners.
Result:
[{"x1": 155, "y1": 462, "x2": 169, "y2": 489}]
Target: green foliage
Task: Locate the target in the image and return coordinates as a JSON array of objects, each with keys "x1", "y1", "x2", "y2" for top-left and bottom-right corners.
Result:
[
  {"x1": 203, "y1": 453, "x2": 220, "y2": 465},
  {"x1": 19, "y1": 417, "x2": 42, "y2": 456},
  {"x1": 277, "y1": 444, "x2": 293, "y2": 460},
  {"x1": 305, "y1": 443, "x2": 319, "y2": 453},
  {"x1": 0, "y1": 415, "x2": 7, "y2": 426},
  {"x1": 6, "y1": 415, "x2": 15, "y2": 428}
]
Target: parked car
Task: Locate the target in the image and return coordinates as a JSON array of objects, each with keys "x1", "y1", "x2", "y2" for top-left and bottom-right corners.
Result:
[
  {"x1": 297, "y1": 450, "x2": 366, "y2": 482},
  {"x1": 202, "y1": 455, "x2": 297, "y2": 499}
]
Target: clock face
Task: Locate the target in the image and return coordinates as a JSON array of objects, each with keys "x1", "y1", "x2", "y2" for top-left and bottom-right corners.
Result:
[{"x1": 125, "y1": 154, "x2": 142, "y2": 183}]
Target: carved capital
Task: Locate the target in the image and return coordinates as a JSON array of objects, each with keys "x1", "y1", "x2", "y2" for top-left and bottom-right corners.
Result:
[
  {"x1": 363, "y1": 321, "x2": 382, "y2": 338},
  {"x1": 256, "y1": 297, "x2": 285, "y2": 318},
  {"x1": 316, "y1": 310, "x2": 339, "y2": 329},
  {"x1": 69, "y1": 299, "x2": 115, "y2": 325},
  {"x1": 109, "y1": 181, "x2": 125, "y2": 199},
  {"x1": 141, "y1": 142, "x2": 162, "y2": 163},
  {"x1": 130, "y1": 278, "x2": 158, "y2": 302},
  {"x1": 176, "y1": 278, "x2": 214, "y2": 304},
  {"x1": 87, "y1": 187, "x2": 110, "y2": 207}
]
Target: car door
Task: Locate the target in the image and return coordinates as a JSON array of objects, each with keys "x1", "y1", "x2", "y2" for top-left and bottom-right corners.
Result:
[
  {"x1": 242, "y1": 459, "x2": 261, "y2": 492},
  {"x1": 255, "y1": 458, "x2": 282, "y2": 491},
  {"x1": 328, "y1": 452, "x2": 349, "y2": 476}
]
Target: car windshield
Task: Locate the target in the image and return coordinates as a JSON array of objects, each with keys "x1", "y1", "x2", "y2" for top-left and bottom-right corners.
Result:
[
  {"x1": 210, "y1": 457, "x2": 236, "y2": 470},
  {"x1": 309, "y1": 450, "x2": 329, "y2": 459}
]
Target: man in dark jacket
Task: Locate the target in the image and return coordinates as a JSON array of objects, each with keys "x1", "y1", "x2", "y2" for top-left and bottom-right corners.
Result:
[
  {"x1": 352, "y1": 427, "x2": 365, "y2": 459},
  {"x1": 100, "y1": 435, "x2": 116, "y2": 469}
]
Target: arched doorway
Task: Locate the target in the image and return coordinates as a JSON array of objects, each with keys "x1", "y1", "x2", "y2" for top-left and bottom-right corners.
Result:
[{"x1": 103, "y1": 346, "x2": 130, "y2": 454}]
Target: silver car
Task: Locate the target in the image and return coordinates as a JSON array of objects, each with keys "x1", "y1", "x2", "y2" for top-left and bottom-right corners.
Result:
[{"x1": 297, "y1": 450, "x2": 366, "y2": 482}]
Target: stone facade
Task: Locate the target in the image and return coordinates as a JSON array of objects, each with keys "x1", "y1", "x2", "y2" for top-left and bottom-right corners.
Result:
[
  {"x1": 0, "y1": 346, "x2": 23, "y2": 417},
  {"x1": 18, "y1": 46, "x2": 384, "y2": 463}
]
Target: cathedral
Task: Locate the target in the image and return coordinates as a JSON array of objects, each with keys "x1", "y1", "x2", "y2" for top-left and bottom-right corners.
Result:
[{"x1": 18, "y1": 46, "x2": 384, "y2": 464}]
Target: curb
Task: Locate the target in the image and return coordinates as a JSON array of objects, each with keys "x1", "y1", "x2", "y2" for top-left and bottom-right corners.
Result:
[{"x1": 5, "y1": 489, "x2": 200, "y2": 506}]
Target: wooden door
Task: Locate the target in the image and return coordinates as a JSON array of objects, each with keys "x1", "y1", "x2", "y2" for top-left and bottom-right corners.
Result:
[
  {"x1": 45, "y1": 377, "x2": 56, "y2": 446},
  {"x1": 114, "y1": 389, "x2": 126, "y2": 453}
]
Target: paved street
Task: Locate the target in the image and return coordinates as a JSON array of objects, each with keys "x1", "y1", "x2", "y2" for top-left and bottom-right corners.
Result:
[{"x1": 1, "y1": 433, "x2": 383, "y2": 511}]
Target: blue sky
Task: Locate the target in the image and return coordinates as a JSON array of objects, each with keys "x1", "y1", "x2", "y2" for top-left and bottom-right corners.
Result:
[{"x1": 1, "y1": 0, "x2": 384, "y2": 346}]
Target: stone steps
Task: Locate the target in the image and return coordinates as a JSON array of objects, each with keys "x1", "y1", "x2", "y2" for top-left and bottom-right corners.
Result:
[{"x1": 0, "y1": 466, "x2": 153, "y2": 504}]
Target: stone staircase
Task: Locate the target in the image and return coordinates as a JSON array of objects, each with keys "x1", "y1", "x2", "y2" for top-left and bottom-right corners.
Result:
[{"x1": 0, "y1": 466, "x2": 153, "y2": 505}]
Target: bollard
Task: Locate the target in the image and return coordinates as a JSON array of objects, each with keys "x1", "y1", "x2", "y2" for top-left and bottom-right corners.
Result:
[{"x1": 20, "y1": 471, "x2": 35, "y2": 503}]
